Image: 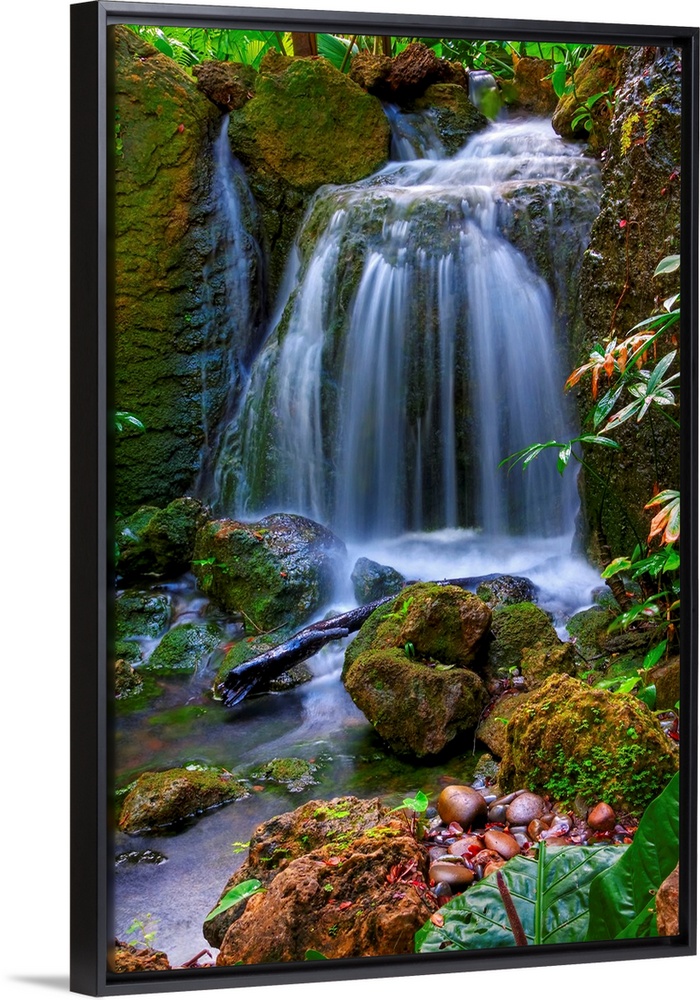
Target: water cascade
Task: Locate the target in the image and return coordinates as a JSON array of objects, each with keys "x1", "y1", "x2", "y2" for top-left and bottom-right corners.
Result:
[{"x1": 213, "y1": 118, "x2": 601, "y2": 542}]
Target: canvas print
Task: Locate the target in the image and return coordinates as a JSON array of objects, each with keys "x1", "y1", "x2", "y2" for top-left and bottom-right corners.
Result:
[{"x1": 109, "y1": 21, "x2": 683, "y2": 977}]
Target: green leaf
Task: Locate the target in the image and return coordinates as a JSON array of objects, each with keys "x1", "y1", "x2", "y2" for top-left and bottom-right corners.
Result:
[
  {"x1": 643, "y1": 640, "x2": 667, "y2": 670},
  {"x1": 557, "y1": 443, "x2": 572, "y2": 475},
  {"x1": 577, "y1": 434, "x2": 620, "y2": 449},
  {"x1": 601, "y1": 556, "x2": 633, "y2": 578},
  {"x1": 616, "y1": 676, "x2": 640, "y2": 694},
  {"x1": 638, "y1": 684, "x2": 657, "y2": 709},
  {"x1": 415, "y1": 843, "x2": 624, "y2": 952},
  {"x1": 551, "y1": 62, "x2": 568, "y2": 97},
  {"x1": 204, "y1": 879, "x2": 263, "y2": 922},
  {"x1": 304, "y1": 950, "x2": 328, "y2": 960},
  {"x1": 653, "y1": 255, "x2": 680, "y2": 276},
  {"x1": 587, "y1": 773, "x2": 679, "y2": 940}
]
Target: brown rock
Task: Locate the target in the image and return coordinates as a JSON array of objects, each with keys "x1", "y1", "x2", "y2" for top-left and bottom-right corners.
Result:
[
  {"x1": 552, "y1": 45, "x2": 624, "y2": 151},
  {"x1": 448, "y1": 835, "x2": 483, "y2": 856},
  {"x1": 192, "y1": 60, "x2": 257, "y2": 110},
  {"x1": 587, "y1": 801, "x2": 616, "y2": 832},
  {"x1": 429, "y1": 861, "x2": 475, "y2": 887},
  {"x1": 109, "y1": 941, "x2": 170, "y2": 973},
  {"x1": 656, "y1": 864, "x2": 679, "y2": 936},
  {"x1": 506, "y1": 792, "x2": 545, "y2": 826},
  {"x1": 216, "y1": 829, "x2": 432, "y2": 964},
  {"x1": 476, "y1": 692, "x2": 530, "y2": 758},
  {"x1": 437, "y1": 785, "x2": 488, "y2": 827},
  {"x1": 649, "y1": 656, "x2": 680, "y2": 711},
  {"x1": 483, "y1": 829, "x2": 521, "y2": 860},
  {"x1": 512, "y1": 56, "x2": 558, "y2": 114}
]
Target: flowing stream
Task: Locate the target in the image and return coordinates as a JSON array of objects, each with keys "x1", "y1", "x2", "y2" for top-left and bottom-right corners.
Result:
[{"x1": 115, "y1": 109, "x2": 603, "y2": 966}]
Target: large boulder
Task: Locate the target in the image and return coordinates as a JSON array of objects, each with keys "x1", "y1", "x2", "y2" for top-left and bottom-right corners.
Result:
[
  {"x1": 118, "y1": 766, "x2": 248, "y2": 834},
  {"x1": 350, "y1": 42, "x2": 468, "y2": 104},
  {"x1": 216, "y1": 823, "x2": 431, "y2": 964},
  {"x1": 410, "y1": 83, "x2": 487, "y2": 155},
  {"x1": 192, "y1": 59, "x2": 257, "y2": 111},
  {"x1": 113, "y1": 27, "x2": 262, "y2": 511},
  {"x1": 146, "y1": 622, "x2": 223, "y2": 674},
  {"x1": 204, "y1": 795, "x2": 388, "y2": 948},
  {"x1": 499, "y1": 674, "x2": 678, "y2": 813},
  {"x1": 192, "y1": 513, "x2": 346, "y2": 631},
  {"x1": 512, "y1": 56, "x2": 558, "y2": 114},
  {"x1": 552, "y1": 46, "x2": 625, "y2": 152},
  {"x1": 116, "y1": 497, "x2": 208, "y2": 581},
  {"x1": 475, "y1": 692, "x2": 530, "y2": 758},
  {"x1": 487, "y1": 602, "x2": 560, "y2": 673},
  {"x1": 342, "y1": 583, "x2": 491, "y2": 756},
  {"x1": 351, "y1": 557, "x2": 406, "y2": 604}
]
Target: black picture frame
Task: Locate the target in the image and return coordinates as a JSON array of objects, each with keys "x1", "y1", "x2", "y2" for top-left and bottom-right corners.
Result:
[{"x1": 71, "y1": 3, "x2": 699, "y2": 995}]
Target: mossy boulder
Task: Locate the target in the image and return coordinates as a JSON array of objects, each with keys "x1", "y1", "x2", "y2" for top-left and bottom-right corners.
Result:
[
  {"x1": 114, "y1": 659, "x2": 144, "y2": 700},
  {"x1": 250, "y1": 757, "x2": 319, "y2": 792},
  {"x1": 351, "y1": 557, "x2": 406, "y2": 604},
  {"x1": 411, "y1": 84, "x2": 488, "y2": 155},
  {"x1": 552, "y1": 45, "x2": 624, "y2": 152},
  {"x1": 512, "y1": 56, "x2": 558, "y2": 114},
  {"x1": 118, "y1": 766, "x2": 248, "y2": 833},
  {"x1": 116, "y1": 497, "x2": 208, "y2": 581},
  {"x1": 566, "y1": 606, "x2": 617, "y2": 659},
  {"x1": 520, "y1": 640, "x2": 577, "y2": 689},
  {"x1": 350, "y1": 42, "x2": 467, "y2": 104},
  {"x1": 499, "y1": 674, "x2": 678, "y2": 813},
  {"x1": 204, "y1": 795, "x2": 388, "y2": 948},
  {"x1": 193, "y1": 513, "x2": 346, "y2": 631},
  {"x1": 488, "y1": 602, "x2": 559, "y2": 672},
  {"x1": 115, "y1": 590, "x2": 172, "y2": 639},
  {"x1": 113, "y1": 27, "x2": 261, "y2": 511},
  {"x1": 475, "y1": 692, "x2": 530, "y2": 758},
  {"x1": 475, "y1": 574, "x2": 537, "y2": 609},
  {"x1": 146, "y1": 621, "x2": 223, "y2": 674},
  {"x1": 649, "y1": 655, "x2": 680, "y2": 711},
  {"x1": 192, "y1": 59, "x2": 257, "y2": 110}
]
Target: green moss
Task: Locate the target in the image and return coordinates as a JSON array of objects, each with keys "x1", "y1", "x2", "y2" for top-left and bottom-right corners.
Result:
[
  {"x1": 146, "y1": 622, "x2": 223, "y2": 674},
  {"x1": 118, "y1": 765, "x2": 248, "y2": 833},
  {"x1": 488, "y1": 602, "x2": 559, "y2": 672},
  {"x1": 115, "y1": 591, "x2": 171, "y2": 639},
  {"x1": 251, "y1": 757, "x2": 320, "y2": 791},
  {"x1": 566, "y1": 607, "x2": 617, "y2": 660}
]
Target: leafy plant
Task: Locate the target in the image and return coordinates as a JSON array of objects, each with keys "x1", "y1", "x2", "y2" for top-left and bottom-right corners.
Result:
[
  {"x1": 390, "y1": 789, "x2": 429, "y2": 838},
  {"x1": 203, "y1": 878, "x2": 264, "y2": 923},
  {"x1": 571, "y1": 87, "x2": 614, "y2": 133},
  {"x1": 381, "y1": 597, "x2": 413, "y2": 623},
  {"x1": 124, "y1": 913, "x2": 159, "y2": 950},
  {"x1": 416, "y1": 842, "x2": 624, "y2": 951},
  {"x1": 587, "y1": 771, "x2": 679, "y2": 940},
  {"x1": 304, "y1": 949, "x2": 328, "y2": 960},
  {"x1": 114, "y1": 410, "x2": 145, "y2": 434}
]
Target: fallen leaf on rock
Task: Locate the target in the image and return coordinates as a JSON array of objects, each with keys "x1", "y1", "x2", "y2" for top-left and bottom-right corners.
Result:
[{"x1": 430, "y1": 912, "x2": 445, "y2": 927}]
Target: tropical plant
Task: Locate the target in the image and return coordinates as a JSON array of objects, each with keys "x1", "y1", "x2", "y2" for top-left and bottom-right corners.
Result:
[
  {"x1": 390, "y1": 789, "x2": 429, "y2": 838},
  {"x1": 124, "y1": 912, "x2": 159, "y2": 950},
  {"x1": 203, "y1": 878, "x2": 264, "y2": 924},
  {"x1": 114, "y1": 410, "x2": 145, "y2": 433}
]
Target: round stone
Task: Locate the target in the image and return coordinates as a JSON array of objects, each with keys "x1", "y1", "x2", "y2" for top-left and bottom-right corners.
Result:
[
  {"x1": 588, "y1": 801, "x2": 616, "y2": 832},
  {"x1": 448, "y1": 836, "x2": 482, "y2": 857},
  {"x1": 429, "y1": 861, "x2": 475, "y2": 887},
  {"x1": 432, "y1": 880, "x2": 453, "y2": 898},
  {"x1": 484, "y1": 829, "x2": 521, "y2": 860},
  {"x1": 488, "y1": 803, "x2": 508, "y2": 825},
  {"x1": 506, "y1": 791, "x2": 545, "y2": 826},
  {"x1": 527, "y1": 818, "x2": 549, "y2": 840},
  {"x1": 437, "y1": 785, "x2": 488, "y2": 828}
]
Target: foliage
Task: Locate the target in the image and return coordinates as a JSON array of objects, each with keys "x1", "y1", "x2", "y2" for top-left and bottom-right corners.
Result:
[
  {"x1": 114, "y1": 410, "x2": 145, "y2": 434},
  {"x1": 587, "y1": 772, "x2": 679, "y2": 940},
  {"x1": 416, "y1": 842, "x2": 623, "y2": 951},
  {"x1": 124, "y1": 912, "x2": 159, "y2": 950},
  {"x1": 203, "y1": 879, "x2": 264, "y2": 923},
  {"x1": 571, "y1": 87, "x2": 614, "y2": 133},
  {"x1": 390, "y1": 789, "x2": 429, "y2": 838}
]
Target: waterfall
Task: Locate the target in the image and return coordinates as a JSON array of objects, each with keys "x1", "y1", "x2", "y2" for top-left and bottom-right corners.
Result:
[
  {"x1": 215, "y1": 116, "x2": 601, "y2": 542},
  {"x1": 382, "y1": 102, "x2": 446, "y2": 160}
]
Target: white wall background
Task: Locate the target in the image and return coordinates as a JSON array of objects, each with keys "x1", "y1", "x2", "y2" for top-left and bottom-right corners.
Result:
[{"x1": 0, "y1": 1, "x2": 696, "y2": 998}]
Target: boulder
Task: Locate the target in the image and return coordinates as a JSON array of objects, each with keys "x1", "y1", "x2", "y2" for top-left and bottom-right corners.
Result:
[
  {"x1": 216, "y1": 825, "x2": 431, "y2": 964},
  {"x1": 410, "y1": 84, "x2": 487, "y2": 155},
  {"x1": 520, "y1": 640, "x2": 577, "y2": 689},
  {"x1": 146, "y1": 622, "x2": 223, "y2": 674},
  {"x1": 488, "y1": 602, "x2": 559, "y2": 672},
  {"x1": 118, "y1": 766, "x2": 248, "y2": 834},
  {"x1": 192, "y1": 59, "x2": 257, "y2": 110},
  {"x1": 114, "y1": 659, "x2": 143, "y2": 700},
  {"x1": 204, "y1": 795, "x2": 388, "y2": 948},
  {"x1": 566, "y1": 606, "x2": 617, "y2": 659},
  {"x1": 552, "y1": 46, "x2": 624, "y2": 151},
  {"x1": 116, "y1": 497, "x2": 209, "y2": 581},
  {"x1": 110, "y1": 942, "x2": 170, "y2": 973},
  {"x1": 115, "y1": 590, "x2": 171, "y2": 639},
  {"x1": 655, "y1": 864, "x2": 679, "y2": 935},
  {"x1": 250, "y1": 757, "x2": 319, "y2": 792},
  {"x1": 351, "y1": 557, "x2": 406, "y2": 604},
  {"x1": 193, "y1": 513, "x2": 347, "y2": 631},
  {"x1": 512, "y1": 56, "x2": 558, "y2": 114},
  {"x1": 649, "y1": 655, "x2": 680, "y2": 711},
  {"x1": 475, "y1": 692, "x2": 530, "y2": 758},
  {"x1": 475, "y1": 574, "x2": 538, "y2": 608},
  {"x1": 350, "y1": 43, "x2": 467, "y2": 104},
  {"x1": 499, "y1": 674, "x2": 678, "y2": 813}
]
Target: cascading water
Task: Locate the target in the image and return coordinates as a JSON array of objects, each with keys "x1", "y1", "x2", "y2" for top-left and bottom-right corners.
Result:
[
  {"x1": 221, "y1": 117, "x2": 601, "y2": 543},
  {"x1": 383, "y1": 102, "x2": 447, "y2": 160}
]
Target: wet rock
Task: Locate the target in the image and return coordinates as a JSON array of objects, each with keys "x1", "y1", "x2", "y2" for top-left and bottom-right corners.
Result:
[
  {"x1": 410, "y1": 84, "x2": 488, "y2": 155},
  {"x1": 587, "y1": 801, "x2": 616, "y2": 832},
  {"x1": 250, "y1": 757, "x2": 319, "y2": 792},
  {"x1": 483, "y1": 829, "x2": 521, "y2": 860},
  {"x1": 205, "y1": 796, "x2": 388, "y2": 948},
  {"x1": 552, "y1": 45, "x2": 624, "y2": 152},
  {"x1": 655, "y1": 864, "x2": 679, "y2": 935},
  {"x1": 114, "y1": 658, "x2": 143, "y2": 700},
  {"x1": 110, "y1": 942, "x2": 170, "y2": 973},
  {"x1": 193, "y1": 59, "x2": 257, "y2": 111},
  {"x1": 115, "y1": 849, "x2": 167, "y2": 867},
  {"x1": 476, "y1": 693, "x2": 530, "y2": 758},
  {"x1": 520, "y1": 641, "x2": 577, "y2": 690},
  {"x1": 648, "y1": 656, "x2": 680, "y2": 711},
  {"x1": 265, "y1": 663, "x2": 314, "y2": 692},
  {"x1": 512, "y1": 56, "x2": 558, "y2": 114},
  {"x1": 448, "y1": 836, "x2": 482, "y2": 857},
  {"x1": 527, "y1": 818, "x2": 550, "y2": 840},
  {"x1": 499, "y1": 674, "x2": 678, "y2": 813},
  {"x1": 437, "y1": 786, "x2": 488, "y2": 827},
  {"x1": 116, "y1": 497, "x2": 209, "y2": 581},
  {"x1": 118, "y1": 766, "x2": 248, "y2": 834},
  {"x1": 193, "y1": 513, "x2": 346, "y2": 630},
  {"x1": 472, "y1": 752, "x2": 500, "y2": 785},
  {"x1": 488, "y1": 804, "x2": 508, "y2": 825},
  {"x1": 351, "y1": 557, "x2": 406, "y2": 604},
  {"x1": 488, "y1": 602, "x2": 559, "y2": 673},
  {"x1": 351, "y1": 42, "x2": 466, "y2": 104},
  {"x1": 565, "y1": 607, "x2": 617, "y2": 660},
  {"x1": 115, "y1": 590, "x2": 171, "y2": 639},
  {"x1": 506, "y1": 792, "x2": 545, "y2": 826},
  {"x1": 432, "y1": 880, "x2": 453, "y2": 899},
  {"x1": 476, "y1": 574, "x2": 538, "y2": 609},
  {"x1": 429, "y1": 860, "x2": 475, "y2": 887},
  {"x1": 146, "y1": 621, "x2": 223, "y2": 674}
]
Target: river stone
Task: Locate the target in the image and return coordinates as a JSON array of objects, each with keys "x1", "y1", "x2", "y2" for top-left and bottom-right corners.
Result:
[
  {"x1": 488, "y1": 602, "x2": 559, "y2": 672},
  {"x1": 488, "y1": 803, "x2": 508, "y2": 825},
  {"x1": 448, "y1": 836, "x2": 482, "y2": 857},
  {"x1": 192, "y1": 513, "x2": 347, "y2": 630},
  {"x1": 118, "y1": 767, "x2": 248, "y2": 834},
  {"x1": 351, "y1": 557, "x2": 406, "y2": 604},
  {"x1": 499, "y1": 674, "x2": 678, "y2": 813},
  {"x1": 505, "y1": 792, "x2": 545, "y2": 826},
  {"x1": 475, "y1": 574, "x2": 538, "y2": 609},
  {"x1": 429, "y1": 861, "x2": 475, "y2": 887},
  {"x1": 411, "y1": 84, "x2": 488, "y2": 156},
  {"x1": 655, "y1": 864, "x2": 679, "y2": 936},
  {"x1": 250, "y1": 757, "x2": 319, "y2": 792},
  {"x1": 110, "y1": 942, "x2": 171, "y2": 973},
  {"x1": 146, "y1": 621, "x2": 223, "y2": 674},
  {"x1": 216, "y1": 827, "x2": 432, "y2": 964},
  {"x1": 115, "y1": 590, "x2": 171, "y2": 639},
  {"x1": 437, "y1": 786, "x2": 488, "y2": 827},
  {"x1": 483, "y1": 829, "x2": 521, "y2": 860},
  {"x1": 587, "y1": 801, "x2": 616, "y2": 832}
]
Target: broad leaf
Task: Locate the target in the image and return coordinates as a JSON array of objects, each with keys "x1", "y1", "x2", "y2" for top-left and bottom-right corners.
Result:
[
  {"x1": 587, "y1": 772, "x2": 679, "y2": 941},
  {"x1": 415, "y1": 843, "x2": 623, "y2": 952},
  {"x1": 204, "y1": 879, "x2": 263, "y2": 923},
  {"x1": 653, "y1": 255, "x2": 680, "y2": 276}
]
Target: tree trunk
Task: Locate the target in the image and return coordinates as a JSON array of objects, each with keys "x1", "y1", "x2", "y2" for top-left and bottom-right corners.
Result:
[{"x1": 291, "y1": 33, "x2": 318, "y2": 57}]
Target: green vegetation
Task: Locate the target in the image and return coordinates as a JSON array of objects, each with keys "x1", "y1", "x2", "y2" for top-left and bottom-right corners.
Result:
[{"x1": 204, "y1": 880, "x2": 264, "y2": 923}]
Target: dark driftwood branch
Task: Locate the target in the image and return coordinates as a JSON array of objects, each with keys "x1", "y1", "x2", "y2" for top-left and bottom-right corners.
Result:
[{"x1": 218, "y1": 574, "x2": 536, "y2": 707}]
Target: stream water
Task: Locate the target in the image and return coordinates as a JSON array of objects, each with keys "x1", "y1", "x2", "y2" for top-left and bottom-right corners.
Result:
[{"x1": 114, "y1": 108, "x2": 603, "y2": 965}]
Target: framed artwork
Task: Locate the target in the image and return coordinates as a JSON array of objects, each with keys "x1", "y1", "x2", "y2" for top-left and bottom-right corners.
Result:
[{"x1": 70, "y1": 2, "x2": 699, "y2": 994}]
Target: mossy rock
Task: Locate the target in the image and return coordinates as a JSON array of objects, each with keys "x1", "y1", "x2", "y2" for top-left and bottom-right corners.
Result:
[
  {"x1": 193, "y1": 513, "x2": 346, "y2": 631},
  {"x1": 649, "y1": 655, "x2": 680, "y2": 711},
  {"x1": 146, "y1": 621, "x2": 223, "y2": 674},
  {"x1": 250, "y1": 757, "x2": 319, "y2": 792},
  {"x1": 351, "y1": 557, "x2": 406, "y2": 604},
  {"x1": 566, "y1": 606, "x2": 617, "y2": 660},
  {"x1": 114, "y1": 639, "x2": 143, "y2": 664},
  {"x1": 499, "y1": 674, "x2": 678, "y2": 813},
  {"x1": 116, "y1": 497, "x2": 209, "y2": 581},
  {"x1": 114, "y1": 659, "x2": 144, "y2": 700},
  {"x1": 475, "y1": 692, "x2": 530, "y2": 758},
  {"x1": 512, "y1": 56, "x2": 558, "y2": 114},
  {"x1": 552, "y1": 45, "x2": 624, "y2": 151},
  {"x1": 115, "y1": 590, "x2": 172, "y2": 639},
  {"x1": 488, "y1": 602, "x2": 559, "y2": 672},
  {"x1": 472, "y1": 752, "x2": 501, "y2": 786},
  {"x1": 213, "y1": 627, "x2": 290, "y2": 692},
  {"x1": 118, "y1": 766, "x2": 248, "y2": 833},
  {"x1": 520, "y1": 640, "x2": 577, "y2": 689},
  {"x1": 204, "y1": 795, "x2": 389, "y2": 948},
  {"x1": 475, "y1": 574, "x2": 537, "y2": 609},
  {"x1": 344, "y1": 647, "x2": 488, "y2": 757},
  {"x1": 192, "y1": 59, "x2": 257, "y2": 110},
  {"x1": 411, "y1": 84, "x2": 488, "y2": 155}
]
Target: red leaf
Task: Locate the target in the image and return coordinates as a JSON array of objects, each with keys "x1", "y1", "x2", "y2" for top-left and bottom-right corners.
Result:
[{"x1": 337, "y1": 901, "x2": 353, "y2": 911}]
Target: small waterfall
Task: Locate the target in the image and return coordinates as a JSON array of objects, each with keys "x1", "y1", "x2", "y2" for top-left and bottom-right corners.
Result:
[
  {"x1": 383, "y1": 102, "x2": 446, "y2": 160},
  {"x1": 196, "y1": 115, "x2": 264, "y2": 495},
  {"x1": 218, "y1": 119, "x2": 601, "y2": 541},
  {"x1": 468, "y1": 70, "x2": 502, "y2": 119}
]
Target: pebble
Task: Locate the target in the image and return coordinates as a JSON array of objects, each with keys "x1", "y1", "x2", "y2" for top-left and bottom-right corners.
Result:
[
  {"x1": 513, "y1": 833, "x2": 530, "y2": 849},
  {"x1": 506, "y1": 792, "x2": 545, "y2": 826},
  {"x1": 425, "y1": 806, "x2": 438, "y2": 819},
  {"x1": 508, "y1": 825, "x2": 528, "y2": 837},
  {"x1": 437, "y1": 785, "x2": 488, "y2": 827},
  {"x1": 448, "y1": 836, "x2": 482, "y2": 857},
  {"x1": 431, "y1": 880, "x2": 453, "y2": 899},
  {"x1": 429, "y1": 861, "x2": 475, "y2": 887},
  {"x1": 588, "y1": 801, "x2": 616, "y2": 832},
  {"x1": 484, "y1": 829, "x2": 521, "y2": 860},
  {"x1": 488, "y1": 803, "x2": 508, "y2": 825},
  {"x1": 429, "y1": 846, "x2": 448, "y2": 863},
  {"x1": 483, "y1": 794, "x2": 498, "y2": 804},
  {"x1": 527, "y1": 818, "x2": 549, "y2": 840}
]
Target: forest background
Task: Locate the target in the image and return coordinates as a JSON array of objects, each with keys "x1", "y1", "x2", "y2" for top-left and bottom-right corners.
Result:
[{"x1": 0, "y1": 0, "x2": 697, "y2": 998}]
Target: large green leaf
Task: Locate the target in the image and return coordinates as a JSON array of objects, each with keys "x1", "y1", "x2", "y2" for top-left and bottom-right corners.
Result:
[
  {"x1": 203, "y1": 878, "x2": 263, "y2": 923},
  {"x1": 416, "y1": 843, "x2": 624, "y2": 952},
  {"x1": 586, "y1": 772, "x2": 679, "y2": 941}
]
